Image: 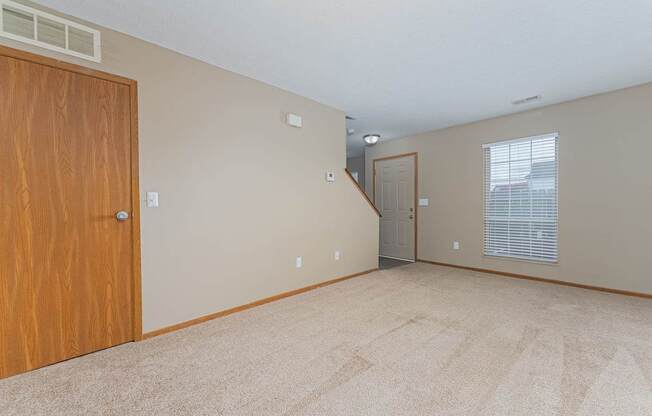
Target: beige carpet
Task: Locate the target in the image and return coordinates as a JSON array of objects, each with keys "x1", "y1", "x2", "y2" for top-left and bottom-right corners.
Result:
[{"x1": 1, "y1": 263, "x2": 651, "y2": 415}]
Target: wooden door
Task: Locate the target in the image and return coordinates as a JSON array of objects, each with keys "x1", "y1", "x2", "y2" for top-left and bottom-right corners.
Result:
[
  {"x1": 0, "y1": 50, "x2": 139, "y2": 379},
  {"x1": 374, "y1": 155, "x2": 416, "y2": 261}
]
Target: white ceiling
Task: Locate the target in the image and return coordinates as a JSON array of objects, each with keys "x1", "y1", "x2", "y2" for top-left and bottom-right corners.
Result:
[{"x1": 35, "y1": 0, "x2": 652, "y2": 157}]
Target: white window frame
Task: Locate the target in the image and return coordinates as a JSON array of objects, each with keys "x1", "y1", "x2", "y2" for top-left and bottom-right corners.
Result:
[
  {"x1": 0, "y1": 0, "x2": 101, "y2": 62},
  {"x1": 482, "y1": 132, "x2": 559, "y2": 264}
]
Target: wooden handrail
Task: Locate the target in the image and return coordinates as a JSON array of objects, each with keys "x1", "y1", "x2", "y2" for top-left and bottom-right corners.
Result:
[{"x1": 344, "y1": 168, "x2": 381, "y2": 217}]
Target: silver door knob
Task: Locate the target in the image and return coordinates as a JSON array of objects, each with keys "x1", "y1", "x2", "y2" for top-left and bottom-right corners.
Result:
[{"x1": 115, "y1": 211, "x2": 130, "y2": 221}]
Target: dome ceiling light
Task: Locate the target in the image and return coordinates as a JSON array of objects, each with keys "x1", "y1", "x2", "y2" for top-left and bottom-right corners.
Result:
[{"x1": 363, "y1": 134, "x2": 380, "y2": 145}]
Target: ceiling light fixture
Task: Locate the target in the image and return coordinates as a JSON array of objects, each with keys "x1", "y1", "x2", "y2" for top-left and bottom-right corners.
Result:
[{"x1": 363, "y1": 134, "x2": 380, "y2": 145}]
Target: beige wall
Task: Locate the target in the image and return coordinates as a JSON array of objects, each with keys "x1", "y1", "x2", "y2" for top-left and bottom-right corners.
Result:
[
  {"x1": 3, "y1": 2, "x2": 379, "y2": 332},
  {"x1": 366, "y1": 83, "x2": 652, "y2": 294}
]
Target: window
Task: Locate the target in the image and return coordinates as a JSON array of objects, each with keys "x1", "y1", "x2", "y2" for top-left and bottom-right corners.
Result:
[
  {"x1": 483, "y1": 133, "x2": 558, "y2": 263},
  {"x1": 0, "y1": 0, "x2": 101, "y2": 62}
]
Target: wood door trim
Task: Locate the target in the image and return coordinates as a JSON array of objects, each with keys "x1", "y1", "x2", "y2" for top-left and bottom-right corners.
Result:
[
  {"x1": 372, "y1": 152, "x2": 418, "y2": 261},
  {"x1": 344, "y1": 168, "x2": 381, "y2": 217},
  {"x1": 373, "y1": 152, "x2": 419, "y2": 163},
  {"x1": 142, "y1": 268, "x2": 379, "y2": 339},
  {"x1": 129, "y1": 77, "x2": 143, "y2": 341},
  {"x1": 0, "y1": 45, "x2": 143, "y2": 341},
  {"x1": 0, "y1": 45, "x2": 134, "y2": 85},
  {"x1": 417, "y1": 259, "x2": 652, "y2": 299}
]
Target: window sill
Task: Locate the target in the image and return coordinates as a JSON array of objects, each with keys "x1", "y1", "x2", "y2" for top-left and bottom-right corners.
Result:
[{"x1": 483, "y1": 254, "x2": 559, "y2": 266}]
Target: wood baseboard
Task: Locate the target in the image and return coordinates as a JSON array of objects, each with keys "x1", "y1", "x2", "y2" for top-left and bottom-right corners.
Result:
[
  {"x1": 142, "y1": 268, "x2": 379, "y2": 340},
  {"x1": 417, "y1": 259, "x2": 652, "y2": 299}
]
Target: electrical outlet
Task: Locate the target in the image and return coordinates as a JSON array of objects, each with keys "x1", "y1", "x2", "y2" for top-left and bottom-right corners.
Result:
[
  {"x1": 296, "y1": 257, "x2": 303, "y2": 268},
  {"x1": 334, "y1": 250, "x2": 341, "y2": 261},
  {"x1": 453, "y1": 241, "x2": 460, "y2": 250}
]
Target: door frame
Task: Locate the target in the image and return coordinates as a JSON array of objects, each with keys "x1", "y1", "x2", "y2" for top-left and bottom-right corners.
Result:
[
  {"x1": 0, "y1": 45, "x2": 143, "y2": 341},
  {"x1": 372, "y1": 152, "x2": 418, "y2": 261}
]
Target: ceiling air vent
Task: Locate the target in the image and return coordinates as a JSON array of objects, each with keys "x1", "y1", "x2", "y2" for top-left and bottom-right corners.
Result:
[
  {"x1": 0, "y1": 0, "x2": 101, "y2": 62},
  {"x1": 512, "y1": 95, "x2": 542, "y2": 105}
]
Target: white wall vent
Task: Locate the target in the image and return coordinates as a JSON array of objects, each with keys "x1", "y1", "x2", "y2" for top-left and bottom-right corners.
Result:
[
  {"x1": 0, "y1": 1, "x2": 101, "y2": 62},
  {"x1": 512, "y1": 95, "x2": 542, "y2": 105}
]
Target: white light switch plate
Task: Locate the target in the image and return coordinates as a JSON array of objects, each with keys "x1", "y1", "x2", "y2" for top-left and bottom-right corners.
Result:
[
  {"x1": 334, "y1": 251, "x2": 341, "y2": 261},
  {"x1": 296, "y1": 257, "x2": 303, "y2": 268},
  {"x1": 419, "y1": 198, "x2": 429, "y2": 207},
  {"x1": 286, "y1": 113, "x2": 302, "y2": 128},
  {"x1": 146, "y1": 191, "x2": 159, "y2": 208},
  {"x1": 453, "y1": 241, "x2": 460, "y2": 250}
]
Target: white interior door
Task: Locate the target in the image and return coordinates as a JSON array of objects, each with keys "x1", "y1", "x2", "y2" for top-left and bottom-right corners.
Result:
[{"x1": 374, "y1": 155, "x2": 416, "y2": 261}]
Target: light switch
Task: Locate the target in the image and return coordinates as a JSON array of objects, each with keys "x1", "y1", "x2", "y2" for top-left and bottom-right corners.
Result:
[
  {"x1": 286, "y1": 113, "x2": 302, "y2": 128},
  {"x1": 453, "y1": 241, "x2": 460, "y2": 250},
  {"x1": 419, "y1": 198, "x2": 429, "y2": 207},
  {"x1": 296, "y1": 257, "x2": 303, "y2": 268},
  {"x1": 334, "y1": 250, "x2": 341, "y2": 261},
  {"x1": 146, "y1": 192, "x2": 159, "y2": 208}
]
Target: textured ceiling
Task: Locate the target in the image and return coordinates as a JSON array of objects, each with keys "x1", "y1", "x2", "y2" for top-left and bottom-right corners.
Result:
[{"x1": 34, "y1": 0, "x2": 652, "y2": 156}]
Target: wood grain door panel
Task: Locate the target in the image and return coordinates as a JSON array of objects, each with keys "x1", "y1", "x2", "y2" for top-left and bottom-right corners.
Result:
[{"x1": 0, "y1": 55, "x2": 134, "y2": 379}]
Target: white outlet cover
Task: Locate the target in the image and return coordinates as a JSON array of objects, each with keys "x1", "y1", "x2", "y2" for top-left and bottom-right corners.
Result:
[
  {"x1": 419, "y1": 198, "x2": 429, "y2": 207},
  {"x1": 334, "y1": 251, "x2": 341, "y2": 260}
]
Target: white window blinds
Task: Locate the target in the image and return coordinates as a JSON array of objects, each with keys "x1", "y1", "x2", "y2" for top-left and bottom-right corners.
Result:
[{"x1": 483, "y1": 133, "x2": 559, "y2": 263}]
